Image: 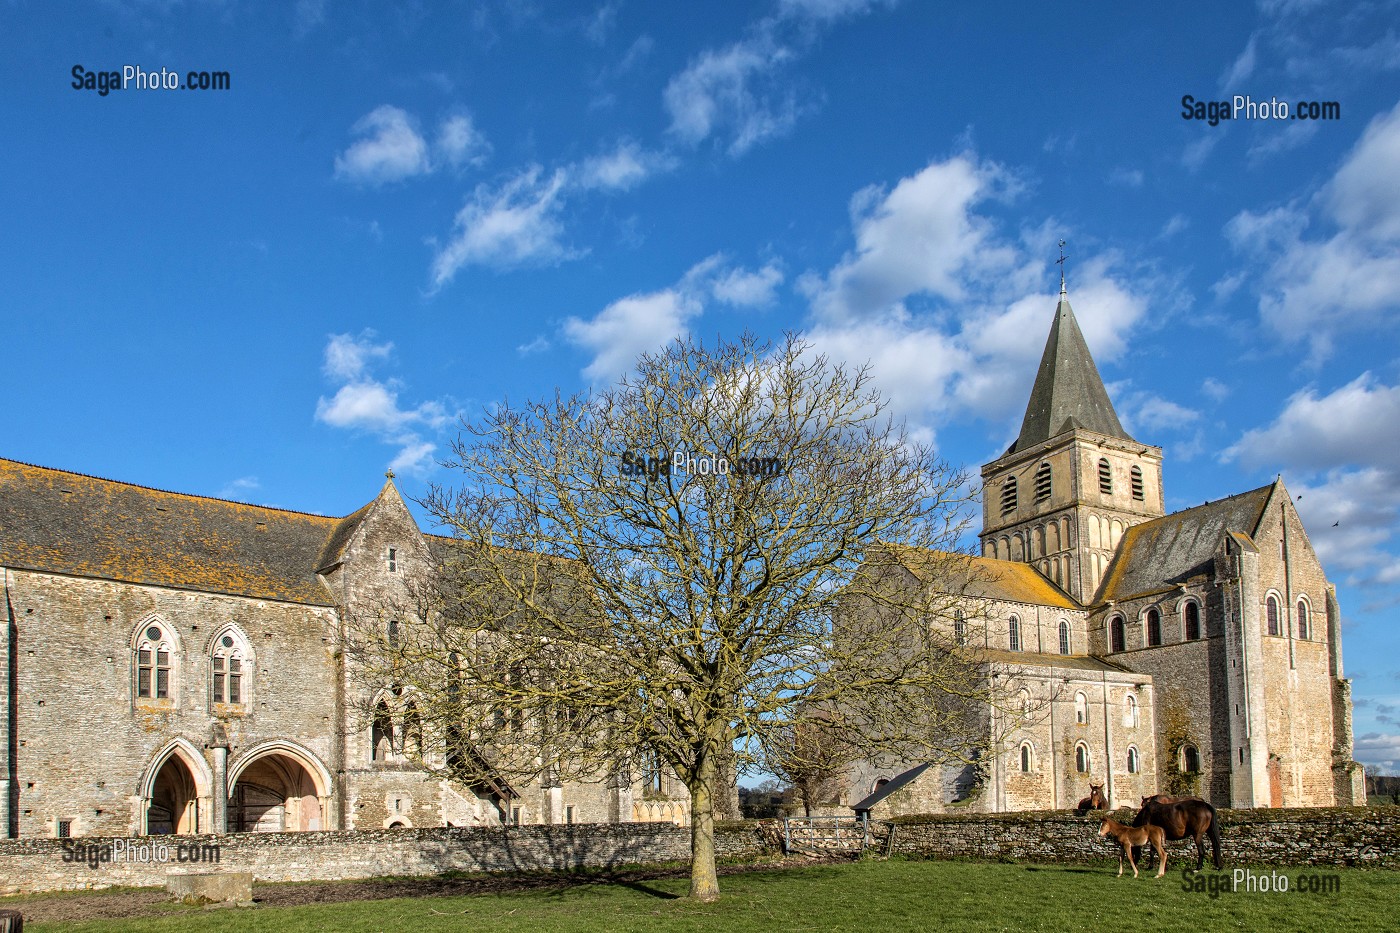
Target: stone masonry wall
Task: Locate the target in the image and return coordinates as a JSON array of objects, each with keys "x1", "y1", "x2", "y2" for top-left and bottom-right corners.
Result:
[
  {"x1": 883, "y1": 807, "x2": 1400, "y2": 869},
  {"x1": 0, "y1": 821, "x2": 771, "y2": 895}
]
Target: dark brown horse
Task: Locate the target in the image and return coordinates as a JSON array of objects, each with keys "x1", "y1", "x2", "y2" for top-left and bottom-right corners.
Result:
[
  {"x1": 1074, "y1": 783, "x2": 1106, "y2": 815},
  {"x1": 1098, "y1": 816, "x2": 1167, "y2": 878},
  {"x1": 1133, "y1": 794, "x2": 1222, "y2": 870}
]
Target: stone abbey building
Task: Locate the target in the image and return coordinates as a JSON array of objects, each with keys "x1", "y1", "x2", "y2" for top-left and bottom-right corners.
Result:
[
  {"x1": 0, "y1": 465, "x2": 689, "y2": 839},
  {"x1": 849, "y1": 287, "x2": 1367, "y2": 816}
]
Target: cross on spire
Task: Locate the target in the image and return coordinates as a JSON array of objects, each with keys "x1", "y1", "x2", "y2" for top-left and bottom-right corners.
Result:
[{"x1": 1056, "y1": 239, "x2": 1068, "y2": 297}]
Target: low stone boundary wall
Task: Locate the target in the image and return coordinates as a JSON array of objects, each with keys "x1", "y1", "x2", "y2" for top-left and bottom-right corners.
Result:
[
  {"x1": 881, "y1": 807, "x2": 1400, "y2": 869},
  {"x1": 0, "y1": 823, "x2": 712, "y2": 895}
]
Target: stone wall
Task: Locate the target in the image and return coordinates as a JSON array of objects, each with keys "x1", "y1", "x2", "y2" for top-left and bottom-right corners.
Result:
[
  {"x1": 0, "y1": 821, "x2": 773, "y2": 895},
  {"x1": 882, "y1": 807, "x2": 1400, "y2": 869}
]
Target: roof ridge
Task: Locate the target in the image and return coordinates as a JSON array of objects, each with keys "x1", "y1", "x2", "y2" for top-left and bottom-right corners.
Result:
[{"x1": 0, "y1": 456, "x2": 349, "y2": 522}]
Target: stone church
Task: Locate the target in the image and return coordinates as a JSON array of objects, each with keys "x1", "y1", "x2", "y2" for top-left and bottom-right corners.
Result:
[
  {"x1": 0, "y1": 464, "x2": 690, "y2": 839},
  {"x1": 848, "y1": 286, "x2": 1367, "y2": 816}
]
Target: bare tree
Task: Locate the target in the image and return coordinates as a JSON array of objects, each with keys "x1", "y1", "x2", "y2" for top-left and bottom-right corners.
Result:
[
  {"x1": 760, "y1": 714, "x2": 855, "y2": 816},
  {"x1": 344, "y1": 332, "x2": 993, "y2": 900}
]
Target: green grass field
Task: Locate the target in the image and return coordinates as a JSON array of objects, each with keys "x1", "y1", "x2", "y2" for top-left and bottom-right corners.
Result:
[{"x1": 16, "y1": 859, "x2": 1400, "y2": 933}]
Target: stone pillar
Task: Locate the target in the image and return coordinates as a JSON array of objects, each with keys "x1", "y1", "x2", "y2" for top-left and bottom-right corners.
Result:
[
  {"x1": 206, "y1": 723, "x2": 229, "y2": 834},
  {"x1": 1235, "y1": 541, "x2": 1271, "y2": 808}
]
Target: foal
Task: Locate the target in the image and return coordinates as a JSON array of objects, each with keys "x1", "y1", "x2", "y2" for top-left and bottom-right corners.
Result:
[{"x1": 1098, "y1": 817, "x2": 1167, "y2": 878}]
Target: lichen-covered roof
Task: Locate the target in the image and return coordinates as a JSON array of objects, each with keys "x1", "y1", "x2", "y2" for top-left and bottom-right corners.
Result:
[
  {"x1": 980, "y1": 648, "x2": 1130, "y2": 673},
  {"x1": 1011, "y1": 295, "x2": 1133, "y2": 454},
  {"x1": 884, "y1": 544, "x2": 1082, "y2": 610},
  {"x1": 852, "y1": 761, "x2": 932, "y2": 812},
  {"x1": 0, "y1": 457, "x2": 348, "y2": 605},
  {"x1": 1096, "y1": 483, "x2": 1275, "y2": 604}
]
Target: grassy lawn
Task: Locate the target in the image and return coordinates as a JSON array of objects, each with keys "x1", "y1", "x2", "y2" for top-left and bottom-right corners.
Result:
[{"x1": 16, "y1": 859, "x2": 1400, "y2": 933}]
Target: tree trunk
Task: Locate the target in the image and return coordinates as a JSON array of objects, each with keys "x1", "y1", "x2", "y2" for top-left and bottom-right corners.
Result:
[{"x1": 688, "y1": 755, "x2": 720, "y2": 902}]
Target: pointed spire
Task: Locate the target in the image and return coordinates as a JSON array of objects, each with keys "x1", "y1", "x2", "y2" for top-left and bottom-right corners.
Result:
[{"x1": 1010, "y1": 281, "x2": 1134, "y2": 454}]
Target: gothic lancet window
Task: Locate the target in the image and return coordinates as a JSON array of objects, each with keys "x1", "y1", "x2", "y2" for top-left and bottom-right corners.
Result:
[
  {"x1": 1296, "y1": 600, "x2": 1310, "y2": 640},
  {"x1": 953, "y1": 609, "x2": 966, "y2": 646},
  {"x1": 135, "y1": 623, "x2": 173, "y2": 700},
  {"x1": 1266, "y1": 595, "x2": 1280, "y2": 636},
  {"x1": 1075, "y1": 743, "x2": 1090, "y2": 774},
  {"x1": 372, "y1": 700, "x2": 394, "y2": 762},
  {"x1": 1008, "y1": 615, "x2": 1021, "y2": 652},
  {"x1": 1184, "y1": 601, "x2": 1202, "y2": 641},
  {"x1": 1111, "y1": 616, "x2": 1126, "y2": 653},
  {"x1": 211, "y1": 630, "x2": 248, "y2": 705},
  {"x1": 1058, "y1": 620, "x2": 1071, "y2": 655}
]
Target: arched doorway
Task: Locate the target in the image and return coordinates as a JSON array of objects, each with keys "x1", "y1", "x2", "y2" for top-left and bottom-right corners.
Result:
[
  {"x1": 228, "y1": 749, "x2": 327, "y2": 832},
  {"x1": 148, "y1": 754, "x2": 199, "y2": 834}
]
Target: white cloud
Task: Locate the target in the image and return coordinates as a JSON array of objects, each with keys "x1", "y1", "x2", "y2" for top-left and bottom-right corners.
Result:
[
  {"x1": 1107, "y1": 167, "x2": 1144, "y2": 188},
  {"x1": 294, "y1": 0, "x2": 326, "y2": 36},
  {"x1": 1219, "y1": 32, "x2": 1258, "y2": 89},
  {"x1": 517, "y1": 335, "x2": 550, "y2": 356},
  {"x1": 1226, "y1": 374, "x2": 1400, "y2": 473},
  {"x1": 786, "y1": 154, "x2": 1154, "y2": 443},
  {"x1": 218, "y1": 476, "x2": 260, "y2": 501},
  {"x1": 334, "y1": 106, "x2": 432, "y2": 185},
  {"x1": 805, "y1": 155, "x2": 1022, "y2": 322},
  {"x1": 430, "y1": 166, "x2": 573, "y2": 286},
  {"x1": 1356, "y1": 732, "x2": 1400, "y2": 772},
  {"x1": 576, "y1": 140, "x2": 676, "y2": 191},
  {"x1": 1226, "y1": 373, "x2": 1400, "y2": 586},
  {"x1": 335, "y1": 106, "x2": 492, "y2": 186},
  {"x1": 1225, "y1": 101, "x2": 1400, "y2": 361},
  {"x1": 314, "y1": 333, "x2": 454, "y2": 476},
  {"x1": 436, "y1": 113, "x2": 491, "y2": 169},
  {"x1": 1201, "y1": 377, "x2": 1230, "y2": 402},
  {"x1": 1160, "y1": 214, "x2": 1189, "y2": 239},
  {"x1": 663, "y1": 34, "x2": 799, "y2": 156},
  {"x1": 1130, "y1": 394, "x2": 1201, "y2": 432},
  {"x1": 712, "y1": 261, "x2": 784, "y2": 308},
  {"x1": 563, "y1": 288, "x2": 701, "y2": 383}
]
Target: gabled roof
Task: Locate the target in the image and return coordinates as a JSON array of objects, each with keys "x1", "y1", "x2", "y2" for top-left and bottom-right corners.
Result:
[
  {"x1": 852, "y1": 761, "x2": 932, "y2": 813},
  {"x1": 1096, "y1": 483, "x2": 1275, "y2": 604},
  {"x1": 0, "y1": 457, "x2": 348, "y2": 605},
  {"x1": 884, "y1": 544, "x2": 1082, "y2": 611},
  {"x1": 1011, "y1": 294, "x2": 1133, "y2": 454}
]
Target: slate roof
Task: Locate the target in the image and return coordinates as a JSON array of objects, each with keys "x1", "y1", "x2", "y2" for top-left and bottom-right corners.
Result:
[
  {"x1": 852, "y1": 761, "x2": 932, "y2": 813},
  {"x1": 1011, "y1": 294, "x2": 1134, "y2": 454},
  {"x1": 885, "y1": 544, "x2": 1082, "y2": 610},
  {"x1": 1096, "y1": 483, "x2": 1275, "y2": 603},
  {"x1": 979, "y1": 648, "x2": 1130, "y2": 673},
  {"x1": 0, "y1": 457, "x2": 354, "y2": 605}
]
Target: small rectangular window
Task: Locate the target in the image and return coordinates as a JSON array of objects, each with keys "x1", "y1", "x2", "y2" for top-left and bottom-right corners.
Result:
[
  {"x1": 565, "y1": 805, "x2": 575, "y2": 824},
  {"x1": 138, "y1": 666, "x2": 151, "y2": 698},
  {"x1": 511, "y1": 806, "x2": 522, "y2": 826},
  {"x1": 388, "y1": 547, "x2": 398, "y2": 572},
  {"x1": 57, "y1": 820, "x2": 71, "y2": 838},
  {"x1": 213, "y1": 657, "x2": 225, "y2": 702},
  {"x1": 229, "y1": 659, "x2": 242, "y2": 703}
]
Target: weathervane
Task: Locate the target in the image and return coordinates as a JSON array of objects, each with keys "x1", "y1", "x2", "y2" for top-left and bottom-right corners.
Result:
[{"x1": 1056, "y1": 239, "x2": 1068, "y2": 296}]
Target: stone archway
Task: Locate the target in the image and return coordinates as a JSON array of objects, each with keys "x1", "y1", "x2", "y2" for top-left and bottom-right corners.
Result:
[
  {"x1": 227, "y1": 745, "x2": 331, "y2": 832},
  {"x1": 148, "y1": 755, "x2": 198, "y2": 834}
]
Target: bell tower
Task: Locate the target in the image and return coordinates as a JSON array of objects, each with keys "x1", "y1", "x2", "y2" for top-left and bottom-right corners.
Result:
[{"x1": 979, "y1": 273, "x2": 1164, "y2": 603}]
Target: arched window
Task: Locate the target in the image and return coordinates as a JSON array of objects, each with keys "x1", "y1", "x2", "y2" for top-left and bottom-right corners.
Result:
[
  {"x1": 372, "y1": 700, "x2": 394, "y2": 762},
  {"x1": 1035, "y1": 461, "x2": 1053, "y2": 502},
  {"x1": 1266, "y1": 595, "x2": 1280, "y2": 636},
  {"x1": 1111, "y1": 616, "x2": 1126, "y2": 653},
  {"x1": 1008, "y1": 615, "x2": 1021, "y2": 652},
  {"x1": 1019, "y1": 743, "x2": 1033, "y2": 773},
  {"x1": 1146, "y1": 608, "x2": 1161, "y2": 647},
  {"x1": 953, "y1": 609, "x2": 966, "y2": 646},
  {"x1": 642, "y1": 747, "x2": 665, "y2": 795},
  {"x1": 386, "y1": 620, "x2": 400, "y2": 648},
  {"x1": 134, "y1": 623, "x2": 174, "y2": 700},
  {"x1": 1098, "y1": 458, "x2": 1112, "y2": 495},
  {"x1": 1019, "y1": 688, "x2": 1032, "y2": 718},
  {"x1": 1124, "y1": 694, "x2": 1139, "y2": 728},
  {"x1": 1130, "y1": 466, "x2": 1145, "y2": 501},
  {"x1": 1058, "y1": 620, "x2": 1071, "y2": 655},
  {"x1": 1075, "y1": 743, "x2": 1091, "y2": 774},
  {"x1": 1296, "y1": 599, "x2": 1310, "y2": 640},
  {"x1": 211, "y1": 630, "x2": 249, "y2": 706},
  {"x1": 1127, "y1": 746, "x2": 1140, "y2": 774},
  {"x1": 1184, "y1": 601, "x2": 1202, "y2": 641},
  {"x1": 1181, "y1": 744, "x2": 1200, "y2": 773},
  {"x1": 403, "y1": 701, "x2": 423, "y2": 758},
  {"x1": 1001, "y1": 477, "x2": 1018, "y2": 515},
  {"x1": 1074, "y1": 691, "x2": 1088, "y2": 725}
]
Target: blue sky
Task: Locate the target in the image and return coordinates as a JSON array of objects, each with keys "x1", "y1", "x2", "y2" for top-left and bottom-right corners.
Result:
[{"x1": 4, "y1": 0, "x2": 1400, "y2": 771}]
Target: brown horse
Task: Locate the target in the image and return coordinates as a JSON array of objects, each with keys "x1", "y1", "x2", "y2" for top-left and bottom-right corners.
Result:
[
  {"x1": 1132, "y1": 794, "x2": 1222, "y2": 870},
  {"x1": 1075, "y1": 783, "x2": 1106, "y2": 814},
  {"x1": 1098, "y1": 817, "x2": 1167, "y2": 878}
]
